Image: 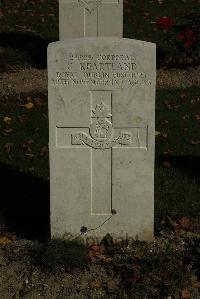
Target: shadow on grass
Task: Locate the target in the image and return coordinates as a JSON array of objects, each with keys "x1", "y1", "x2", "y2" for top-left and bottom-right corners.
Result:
[
  {"x1": 0, "y1": 162, "x2": 50, "y2": 241},
  {"x1": 159, "y1": 155, "x2": 200, "y2": 180},
  {"x1": 0, "y1": 31, "x2": 171, "y2": 70},
  {"x1": 32, "y1": 239, "x2": 87, "y2": 272},
  {"x1": 0, "y1": 32, "x2": 54, "y2": 69}
]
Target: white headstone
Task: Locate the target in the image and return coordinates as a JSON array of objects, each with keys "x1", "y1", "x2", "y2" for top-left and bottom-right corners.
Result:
[
  {"x1": 48, "y1": 37, "x2": 156, "y2": 241},
  {"x1": 59, "y1": 0, "x2": 123, "y2": 39}
]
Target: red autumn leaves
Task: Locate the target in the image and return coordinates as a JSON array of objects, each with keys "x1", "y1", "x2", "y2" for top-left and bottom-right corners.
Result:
[
  {"x1": 157, "y1": 16, "x2": 197, "y2": 48},
  {"x1": 177, "y1": 28, "x2": 197, "y2": 48},
  {"x1": 157, "y1": 16, "x2": 174, "y2": 31}
]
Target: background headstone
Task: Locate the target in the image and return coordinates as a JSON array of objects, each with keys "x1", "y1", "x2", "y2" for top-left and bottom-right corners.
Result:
[
  {"x1": 59, "y1": 0, "x2": 123, "y2": 39},
  {"x1": 48, "y1": 37, "x2": 156, "y2": 241}
]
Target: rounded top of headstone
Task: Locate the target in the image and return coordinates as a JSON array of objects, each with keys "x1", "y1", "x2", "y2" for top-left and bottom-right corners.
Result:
[{"x1": 48, "y1": 37, "x2": 156, "y2": 53}]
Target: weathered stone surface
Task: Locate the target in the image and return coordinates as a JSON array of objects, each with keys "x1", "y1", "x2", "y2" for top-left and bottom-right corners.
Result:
[
  {"x1": 48, "y1": 37, "x2": 156, "y2": 241},
  {"x1": 59, "y1": 0, "x2": 123, "y2": 39}
]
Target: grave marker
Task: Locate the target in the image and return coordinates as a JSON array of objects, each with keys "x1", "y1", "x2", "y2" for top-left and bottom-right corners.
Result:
[
  {"x1": 48, "y1": 38, "x2": 156, "y2": 241},
  {"x1": 59, "y1": 0, "x2": 123, "y2": 39}
]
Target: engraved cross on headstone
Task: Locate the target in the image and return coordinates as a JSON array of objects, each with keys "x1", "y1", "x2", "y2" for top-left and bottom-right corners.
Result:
[
  {"x1": 56, "y1": 91, "x2": 148, "y2": 215},
  {"x1": 79, "y1": 0, "x2": 119, "y2": 36},
  {"x1": 59, "y1": 0, "x2": 123, "y2": 39}
]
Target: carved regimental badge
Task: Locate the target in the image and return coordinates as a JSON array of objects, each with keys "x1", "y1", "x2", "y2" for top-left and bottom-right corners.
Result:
[{"x1": 72, "y1": 102, "x2": 132, "y2": 149}]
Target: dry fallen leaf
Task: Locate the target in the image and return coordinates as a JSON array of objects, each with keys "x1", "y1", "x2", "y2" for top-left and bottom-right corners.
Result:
[
  {"x1": 88, "y1": 244, "x2": 112, "y2": 263},
  {"x1": 0, "y1": 232, "x2": 16, "y2": 245},
  {"x1": 163, "y1": 149, "x2": 173, "y2": 155},
  {"x1": 161, "y1": 119, "x2": 169, "y2": 124},
  {"x1": 179, "y1": 217, "x2": 192, "y2": 229},
  {"x1": 17, "y1": 114, "x2": 28, "y2": 123},
  {"x1": 4, "y1": 142, "x2": 14, "y2": 154},
  {"x1": 34, "y1": 97, "x2": 43, "y2": 108},
  {"x1": 99, "y1": 255, "x2": 113, "y2": 262},
  {"x1": 0, "y1": 237, "x2": 12, "y2": 245},
  {"x1": 23, "y1": 102, "x2": 34, "y2": 110},
  {"x1": 163, "y1": 161, "x2": 171, "y2": 168},
  {"x1": 164, "y1": 101, "x2": 172, "y2": 110},
  {"x1": 90, "y1": 245, "x2": 101, "y2": 252},
  {"x1": 158, "y1": 132, "x2": 168, "y2": 139},
  {"x1": 3, "y1": 128, "x2": 13, "y2": 136},
  {"x1": 192, "y1": 281, "x2": 200, "y2": 288},
  {"x1": 3, "y1": 116, "x2": 12, "y2": 124},
  {"x1": 20, "y1": 141, "x2": 32, "y2": 152},
  {"x1": 39, "y1": 146, "x2": 49, "y2": 156},
  {"x1": 180, "y1": 93, "x2": 187, "y2": 99},
  {"x1": 25, "y1": 153, "x2": 35, "y2": 159},
  {"x1": 181, "y1": 289, "x2": 190, "y2": 299},
  {"x1": 166, "y1": 216, "x2": 178, "y2": 228},
  {"x1": 0, "y1": 11, "x2": 4, "y2": 18},
  {"x1": 42, "y1": 113, "x2": 48, "y2": 120},
  {"x1": 190, "y1": 140, "x2": 200, "y2": 145},
  {"x1": 26, "y1": 139, "x2": 34, "y2": 145},
  {"x1": 89, "y1": 279, "x2": 102, "y2": 289},
  {"x1": 194, "y1": 115, "x2": 200, "y2": 121},
  {"x1": 162, "y1": 133, "x2": 168, "y2": 138},
  {"x1": 143, "y1": 12, "x2": 150, "y2": 18}
]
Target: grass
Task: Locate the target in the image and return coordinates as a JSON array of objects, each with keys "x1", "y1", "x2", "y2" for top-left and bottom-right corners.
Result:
[
  {"x1": 0, "y1": 0, "x2": 199, "y2": 68},
  {"x1": 155, "y1": 87, "x2": 200, "y2": 217},
  {"x1": 1, "y1": 231, "x2": 199, "y2": 298},
  {"x1": 0, "y1": 0, "x2": 197, "y2": 40},
  {"x1": 0, "y1": 0, "x2": 58, "y2": 39},
  {"x1": 124, "y1": 0, "x2": 198, "y2": 41},
  {"x1": 0, "y1": 1, "x2": 199, "y2": 297},
  {"x1": 0, "y1": 0, "x2": 199, "y2": 237},
  {"x1": 0, "y1": 93, "x2": 49, "y2": 180},
  {"x1": 32, "y1": 239, "x2": 87, "y2": 271},
  {"x1": 0, "y1": 87, "x2": 199, "y2": 239},
  {"x1": 0, "y1": 93, "x2": 50, "y2": 239}
]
